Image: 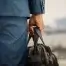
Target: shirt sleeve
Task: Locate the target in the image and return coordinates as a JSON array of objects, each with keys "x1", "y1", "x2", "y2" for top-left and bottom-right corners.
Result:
[{"x1": 28, "y1": 0, "x2": 45, "y2": 14}]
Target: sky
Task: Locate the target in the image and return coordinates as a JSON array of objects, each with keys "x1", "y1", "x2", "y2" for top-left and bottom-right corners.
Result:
[{"x1": 43, "y1": 0, "x2": 66, "y2": 28}]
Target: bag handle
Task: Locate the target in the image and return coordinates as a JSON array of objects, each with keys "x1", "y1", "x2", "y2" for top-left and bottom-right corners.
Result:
[
  {"x1": 28, "y1": 27, "x2": 45, "y2": 46},
  {"x1": 34, "y1": 27, "x2": 45, "y2": 46}
]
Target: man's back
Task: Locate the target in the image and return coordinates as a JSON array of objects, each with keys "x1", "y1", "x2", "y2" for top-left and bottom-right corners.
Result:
[{"x1": 0, "y1": 0, "x2": 30, "y2": 17}]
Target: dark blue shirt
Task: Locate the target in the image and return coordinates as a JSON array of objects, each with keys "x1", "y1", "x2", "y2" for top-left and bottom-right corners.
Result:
[{"x1": 0, "y1": 0, "x2": 45, "y2": 17}]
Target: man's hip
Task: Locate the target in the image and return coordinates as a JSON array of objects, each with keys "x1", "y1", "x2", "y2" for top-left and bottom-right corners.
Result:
[{"x1": 0, "y1": 16, "x2": 28, "y2": 65}]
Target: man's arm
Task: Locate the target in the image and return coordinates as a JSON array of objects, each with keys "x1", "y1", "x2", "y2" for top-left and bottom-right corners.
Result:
[
  {"x1": 28, "y1": 0, "x2": 45, "y2": 14},
  {"x1": 28, "y1": 0, "x2": 45, "y2": 34}
]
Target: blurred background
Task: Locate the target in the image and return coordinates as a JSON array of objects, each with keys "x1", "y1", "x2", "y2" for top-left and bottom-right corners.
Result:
[{"x1": 29, "y1": 0, "x2": 66, "y2": 66}]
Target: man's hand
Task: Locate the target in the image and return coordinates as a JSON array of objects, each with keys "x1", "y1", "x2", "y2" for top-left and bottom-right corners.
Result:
[{"x1": 29, "y1": 14, "x2": 44, "y2": 36}]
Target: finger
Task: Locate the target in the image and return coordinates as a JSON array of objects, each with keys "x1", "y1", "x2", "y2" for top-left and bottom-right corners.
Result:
[
  {"x1": 29, "y1": 26, "x2": 34, "y2": 35},
  {"x1": 36, "y1": 22, "x2": 43, "y2": 32}
]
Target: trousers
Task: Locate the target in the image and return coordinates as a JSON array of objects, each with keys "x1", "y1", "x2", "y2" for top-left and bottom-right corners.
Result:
[{"x1": 0, "y1": 16, "x2": 28, "y2": 66}]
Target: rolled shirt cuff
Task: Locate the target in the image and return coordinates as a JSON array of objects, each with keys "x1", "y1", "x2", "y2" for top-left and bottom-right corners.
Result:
[{"x1": 29, "y1": 0, "x2": 45, "y2": 14}]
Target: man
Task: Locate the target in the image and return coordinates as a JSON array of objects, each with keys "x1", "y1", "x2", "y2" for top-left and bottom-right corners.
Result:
[{"x1": 0, "y1": 0, "x2": 45, "y2": 65}]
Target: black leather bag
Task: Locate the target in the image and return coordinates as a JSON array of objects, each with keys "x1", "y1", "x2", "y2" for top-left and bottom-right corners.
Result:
[{"x1": 27, "y1": 27, "x2": 59, "y2": 66}]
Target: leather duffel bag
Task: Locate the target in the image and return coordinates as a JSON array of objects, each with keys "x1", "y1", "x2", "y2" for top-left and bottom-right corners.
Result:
[{"x1": 27, "y1": 27, "x2": 59, "y2": 66}]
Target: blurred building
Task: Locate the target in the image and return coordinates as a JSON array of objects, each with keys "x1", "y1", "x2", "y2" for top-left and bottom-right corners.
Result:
[
  {"x1": 55, "y1": 18, "x2": 66, "y2": 29},
  {"x1": 45, "y1": 0, "x2": 66, "y2": 27}
]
